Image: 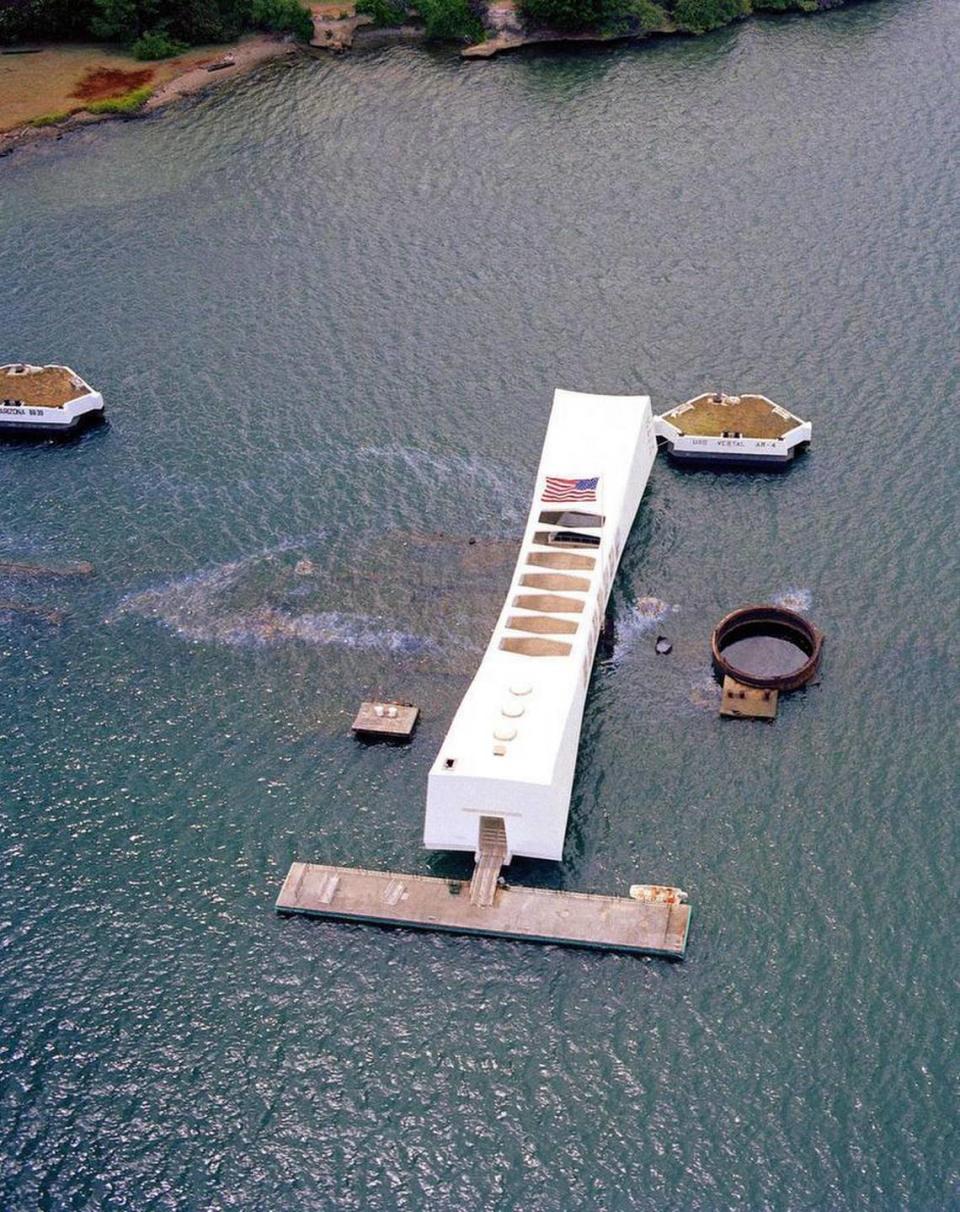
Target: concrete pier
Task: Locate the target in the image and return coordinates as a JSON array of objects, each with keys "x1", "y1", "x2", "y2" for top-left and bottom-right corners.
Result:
[{"x1": 276, "y1": 862, "x2": 691, "y2": 957}]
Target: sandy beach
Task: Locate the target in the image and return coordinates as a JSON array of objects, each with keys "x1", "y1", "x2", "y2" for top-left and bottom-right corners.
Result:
[{"x1": 0, "y1": 34, "x2": 298, "y2": 156}]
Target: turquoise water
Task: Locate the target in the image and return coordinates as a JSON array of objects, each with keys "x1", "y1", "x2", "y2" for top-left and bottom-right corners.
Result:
[{"x1": 2, "y1": 2, "x2": 958, "y2": 1207}]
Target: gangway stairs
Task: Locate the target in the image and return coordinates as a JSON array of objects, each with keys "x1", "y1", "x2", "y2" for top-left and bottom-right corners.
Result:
[{"x1": 469, "y1": 816, "x2": 508, "y2": 907}]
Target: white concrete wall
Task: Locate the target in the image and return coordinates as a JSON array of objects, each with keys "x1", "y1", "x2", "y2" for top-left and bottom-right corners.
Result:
[
  {"x1": 423, "y1": 389, "x2": 657, "y2": 862},
  {"x1": 0, "y1": 392, "x2": 103, "y2": 427},
  {"x1": 0, "y1": 363, "x2": 102, "y2": 428},
  {"x1": 654, "y1": 409, "x2": 811, "y2": 459}
]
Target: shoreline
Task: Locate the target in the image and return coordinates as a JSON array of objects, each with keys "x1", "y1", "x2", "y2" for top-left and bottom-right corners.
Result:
[
  {"x1": 1, "y1": 0, "x2": 861, "y2": 160},
  {"x1": 0, "y1": 34, "x2": 299, "y2": 159},
  {"x1": 312, "y1": 0, "x2": 858, "y2": 59}
]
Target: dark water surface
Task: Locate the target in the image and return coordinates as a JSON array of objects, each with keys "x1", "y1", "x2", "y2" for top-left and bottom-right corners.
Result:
[{"x1": 2, "y1": 2, "x2": 958, "y2": 1208}]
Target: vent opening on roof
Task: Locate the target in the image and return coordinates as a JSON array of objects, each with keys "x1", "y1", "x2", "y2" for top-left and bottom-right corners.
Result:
[
  {"x1": 500, "y1": 636, "x2": 572, "y2": 657},
  {"x1": 506, "y1": 614, "x2": 577, "y2": 635},
  {"x1": 526, "y1": 550, "x2": 596, "y2": 571},
  {"x1": 533, "y1": 530, "x2": 601, "y2": 549},
  {"x1": 512, "y1": 593, "x2": 584, "y2": 614},
  {"x1": 539, "y1": 510, "x2": 604, "y2": 528},
  {"x1": 520, "y1": 572, "x2": 591, "y2": 592}
]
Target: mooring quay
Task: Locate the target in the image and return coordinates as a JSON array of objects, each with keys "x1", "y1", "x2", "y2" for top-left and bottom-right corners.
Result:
[{"x1": 277, "y1": 863, "x2": 691, "y2": 957}]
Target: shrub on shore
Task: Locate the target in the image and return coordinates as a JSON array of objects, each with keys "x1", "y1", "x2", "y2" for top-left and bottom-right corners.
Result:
[
  {"x1": 520, "y1": 0, "x2": 598, "y2": 33},
  {"x1": 671, "y1": 0, "x2": 749, "y2": 33},
  {"x1": 85, "y1": 84, "x2": 154, "y2": 113},
  {"x1": 29, "y1": 110, "x2": 75, "y2": 127},
  {"x1": 416, "y1": 0, "x2": 485, "y2": 40},
  {"x1": 359, "y1": 0, "x2": 483, "y2": 41},
  {"x1": 131, "y1": 30, "x2": 189, "y2": 59},
  {"x1": 629, "y1": 0, "x2": 668, "y2": 27},
  {"x1": 0, "y1": 0, "x2": 856, "y2": 51},
  {"x1": 0, "y1": 0, "x2": 95, "y2": 42},
  {"x1": 521, "y1": 0, "x2": 665, "y2": 33},
  {"x1": 357, "y1": 0, "x2": 408, "y2": 27},
  {"x1": 249, "y1": 0, "x2": 314, "y2": 38},
  {"x1": 2, "y1": 0, "x2": 314, "y2": 47},
  {"x1": 517, "y1": 0, "x2": 826, "y2": 37},
  {"x1": 753, "y1": 0, "x2": 819, "y2": 9},
  {"x1": 602, "y1": 0, "x2": 668, "y2": 35}
]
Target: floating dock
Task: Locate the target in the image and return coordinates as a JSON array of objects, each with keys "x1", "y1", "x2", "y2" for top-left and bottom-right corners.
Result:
[{"x1": 277, "y1": 862, "x2": 691, "y2": 957}]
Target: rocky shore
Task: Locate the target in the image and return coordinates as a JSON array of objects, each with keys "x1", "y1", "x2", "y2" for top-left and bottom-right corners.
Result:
[
  {"x1": 463, "y1": 0, "x2": 855, "y2": 59},
  {"x1": 310, "y1": 0, "x2": 862, "y2": 59}
]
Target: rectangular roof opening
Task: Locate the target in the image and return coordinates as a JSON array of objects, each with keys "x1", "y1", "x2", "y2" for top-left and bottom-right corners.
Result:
[
  {"x1": 532, "y1": 530, "x2": 601, "y2": 550},
  {"x1": 539, "y1": 510, "x2": 604, "y2": 528},
  {"x1": 526, "y1": 551, "x2": 596, "y2": 571}
]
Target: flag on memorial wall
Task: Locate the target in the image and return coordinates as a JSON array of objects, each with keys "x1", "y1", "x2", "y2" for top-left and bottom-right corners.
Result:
[{"x1": 542, "y1": 476, "x2": 599, "y2": 503}]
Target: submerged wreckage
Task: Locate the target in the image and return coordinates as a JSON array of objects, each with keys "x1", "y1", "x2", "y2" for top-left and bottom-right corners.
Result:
[{"x1": 278, "y1": 390, "x2": 691, "y2": 957}]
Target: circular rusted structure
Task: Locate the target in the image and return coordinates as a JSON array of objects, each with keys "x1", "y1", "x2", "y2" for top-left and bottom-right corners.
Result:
[{"x1": 711, "y1": 604, "x2": 822, "y2": 692}]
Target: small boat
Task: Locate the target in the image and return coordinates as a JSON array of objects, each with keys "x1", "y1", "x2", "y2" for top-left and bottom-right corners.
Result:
[
  {"x1": 654, "y1": 391, "x2": 811, "y2": 465},
  {"x1": 0, "y1": 364, "x2": 105, "y2": 434}
]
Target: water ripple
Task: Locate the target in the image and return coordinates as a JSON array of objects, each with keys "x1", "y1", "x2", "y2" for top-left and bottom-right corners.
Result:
[{"x1": 1, "y1": 4, "x2": 958, "y2": 1209}]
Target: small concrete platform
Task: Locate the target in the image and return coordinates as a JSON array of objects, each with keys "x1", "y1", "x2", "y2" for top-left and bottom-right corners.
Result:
[
  {"x1": 351, "y1": 701, "x2": 419, "y2": 741},
  {"x1": 276, "y1": 862, "x2": 691, "y2": 957},
  {"x1": 720, "y1": 675, "x2": 779, "y2": 719}
]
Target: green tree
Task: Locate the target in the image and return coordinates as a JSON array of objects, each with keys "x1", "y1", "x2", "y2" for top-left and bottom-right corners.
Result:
[
  {"x1": 249, "y1": 0, "x2": 314, "y2": 38},
  {"x1": 520, "y1": 0, "x2": 604, "y2": 32},
  {"x1": 670, "y1": 0, "x2": 750, "y2": 34},
  {"x1": 5, "y1": 0, "x2": 313, "y2": 45},
  {"x1": 90, "y1": 0, "x2": 154, "y2": 40},
  {"x1": 132, "y1": 27, "x2": 189, "y2": 55},
  {"x1": 753, "y1": 0, "x2": 818, "y2": 10},
  {"x1": 163, "y1": 0, "x2": 232, "y2": 41},
  {"x1": 624, "y1": 0, "x2": 666, "y2": 29},
  {"x1": 0, "y1": 0, "x2": 97, "y2": 41},
  {"x1": 520, "y1": 0, "x2": 664, "y2": 33},
  {"x1": 415, "y1": 0, "x2": 483, "y2": 40}
]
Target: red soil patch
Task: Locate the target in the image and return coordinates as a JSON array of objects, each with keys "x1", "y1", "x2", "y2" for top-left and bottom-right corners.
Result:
[{"x1": 71, "y1": 66, "x2": 155, "y2": 102}]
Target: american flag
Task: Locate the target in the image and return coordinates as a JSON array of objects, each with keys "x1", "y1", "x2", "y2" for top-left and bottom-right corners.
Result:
[{"x1": 542, "y1": 475, "x2": 599, "y2": 503}]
